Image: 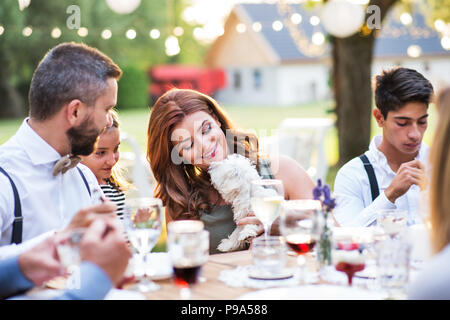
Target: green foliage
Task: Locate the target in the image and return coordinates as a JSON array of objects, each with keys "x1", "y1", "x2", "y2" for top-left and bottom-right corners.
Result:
[
  {"x1": 0, "y1": 0, "x2": 205, "y2": 118},
  {"x1": 117, "y1": 64, "x2": 150, "y2": 110}
]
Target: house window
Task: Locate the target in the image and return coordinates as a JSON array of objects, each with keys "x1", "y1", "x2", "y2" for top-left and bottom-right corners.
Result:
[
  {"x1": 233, "y1": 70, "x2": 241, "y2": 90},
  {"x1": 253, "y1": 69, "x2": 262, "y2": 90}
]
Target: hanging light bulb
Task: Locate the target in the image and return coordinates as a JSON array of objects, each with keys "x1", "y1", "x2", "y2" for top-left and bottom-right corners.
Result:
[
  {"x1": 150, "y1": 29, "x2": 160, "y2": 39},
  {"x1": 165, "y1": 35, "x2": 180, "y2": 56},
  {"x1": 77, "y1": 27, "x2": 88, "y2": 37},
  {"x1": 312, "y1": 31, "x2": 325, "y2": 45},
  {"x1": 101, "y1": 29, "x2": 112, "y2": 39},
  {"x1": 22, "y1": 26, "x2": 32, "y2": 37},
  {"x1": 236, "y1": 23, "x2": 246, "y2": 33},
  {"x1": 407, "y1": 45, "x2": 422, "y2": 58},
  {"x1": 105, "y1": 0, "x2": 141, "y2": 14},
  {"x1": 252, "y1": 22, "x2": 262, "y2": 32},
  {"x1": 18, "y1": 0, "x2": 31, "y2": 11},
  {"x1": 126, "y1": 29, "x2": 137, "y2": 39},
  {"x1": 400, "y1": 12, "x2": 412, "y2": 26},
  {"x1": 321, "y1": 0, "x2": 365, "y2": 38},
  {"x1": 272, "y1": 20, "x2": 283, "y2": 31},
  {"x1": 51, "y1": 27, "x2": 62, "y2": 39}
]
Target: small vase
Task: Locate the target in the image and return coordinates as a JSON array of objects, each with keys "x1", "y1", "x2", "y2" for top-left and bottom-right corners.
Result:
[{"x1": 317, "y1": 211, "x2": 333, "y2": 268}]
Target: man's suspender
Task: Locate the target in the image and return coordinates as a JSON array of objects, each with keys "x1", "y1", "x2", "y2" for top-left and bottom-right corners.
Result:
[
  {"x1": 0, "y1": 166, "x2": 91, "y2": 244},
  {"x1": 0, "y1": 167, "x2": 23, "y2": 244},
  {"x1": 359, "y1": 154, "x2": 380, "y2": 201}
]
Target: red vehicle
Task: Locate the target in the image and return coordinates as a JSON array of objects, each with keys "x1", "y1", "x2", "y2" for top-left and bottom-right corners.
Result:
[{"x1": 149, "y1": 64, "x2": 226, "y2": 103}]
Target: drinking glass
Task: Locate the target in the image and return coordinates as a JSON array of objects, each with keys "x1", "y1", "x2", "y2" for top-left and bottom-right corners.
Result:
[
  {"x1": 376, "y1": 239, "x2": 411, "y2": 299},
  {"x1": 332, "y1": 236, "x2": 368, "y2": 286},
  {"x1": 280, "y1": 199, "x2": 321, "y2": 284},
  {"x1": 250, "y1": 236, "x2": 289, "y2": 279},
  {"x1": 250, "y1": 179, "x2": 284, "y2": 240},
  {"x1": 167, "y1": 220, "x2": 209, "y2": 299},
  {"x1": 376, "y1": 209, "x2": 407, "y2": 238},
  {"x1": 124, "y1": 197, "x2": 163, "y2": 293},
  {"x1": 56, "y1": 227, "x2": 86, "y2": 289}
]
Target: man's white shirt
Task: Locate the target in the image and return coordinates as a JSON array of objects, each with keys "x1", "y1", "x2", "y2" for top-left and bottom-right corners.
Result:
[
  {"x1": 333, "y1": 135, "x2": 429, "y2": 227},
  {"x1": 0, "y1": 119, "x2": 100, "y2": 259}
]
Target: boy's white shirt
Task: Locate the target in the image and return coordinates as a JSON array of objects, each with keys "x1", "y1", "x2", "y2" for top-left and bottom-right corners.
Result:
[{"x1": 333, "y1": 135, "x2": 429, "y2": 227}]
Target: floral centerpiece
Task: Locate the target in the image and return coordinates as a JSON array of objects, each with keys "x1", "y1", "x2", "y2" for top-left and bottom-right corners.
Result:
[{"x1": 313, "y1": 179, "x2": 336, "y2": 267}]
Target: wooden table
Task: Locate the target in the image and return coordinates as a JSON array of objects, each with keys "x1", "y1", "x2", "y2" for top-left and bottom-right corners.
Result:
[{"x1": 140, "y1": 250, "x2": 300, "y2": 300}]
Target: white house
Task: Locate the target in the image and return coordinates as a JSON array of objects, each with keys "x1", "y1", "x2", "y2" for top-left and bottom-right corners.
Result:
[{"x1": 205, "y1": 2, "x2": 450, "y2": 106}]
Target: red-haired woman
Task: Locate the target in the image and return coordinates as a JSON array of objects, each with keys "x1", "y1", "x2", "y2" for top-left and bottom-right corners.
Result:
[{"x1": 147, "y1": 89, "x2": 314, "y2": 253}]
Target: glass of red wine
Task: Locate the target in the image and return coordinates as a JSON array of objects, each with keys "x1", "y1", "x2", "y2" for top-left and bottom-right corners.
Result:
[
  {"x1": 167, "y1": 220, "x2": 209, "y2": 299},
  {"x1": 332, "y1": 237, "x2": 368, "y2": 286},
  {"x1": 280, "y1": 199, "x2": 322, "y2": 284}
]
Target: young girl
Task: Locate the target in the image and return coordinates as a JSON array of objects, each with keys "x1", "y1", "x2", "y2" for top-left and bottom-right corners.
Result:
[
  {"x1": 82, "y1": 109, "x2": 129, "y2": 219},
  {"x1": 146, "y1": 88, "x2": 315, "y2": 253}
]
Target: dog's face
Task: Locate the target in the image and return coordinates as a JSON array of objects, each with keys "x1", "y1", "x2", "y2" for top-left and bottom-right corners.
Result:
[{"x1": 171, "y1": 111, "x2": 228, "y2": 169}]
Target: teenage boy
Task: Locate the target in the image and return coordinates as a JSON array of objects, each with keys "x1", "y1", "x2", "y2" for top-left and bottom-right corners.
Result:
[{"x1": 333, "y1": 67, "x2": 433, "y2": 227}]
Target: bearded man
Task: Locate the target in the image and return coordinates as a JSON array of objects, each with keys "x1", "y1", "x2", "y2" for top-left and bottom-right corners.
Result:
[{"x1": 0, "y1": 42, "x2": 122, "y2": 258}]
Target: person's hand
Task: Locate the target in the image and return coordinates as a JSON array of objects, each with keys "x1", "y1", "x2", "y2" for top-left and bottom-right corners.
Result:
[
  {"x1": 236, "y1": 212, "x2": 264, "y2": 236},
  {"x1": 79, "y1": 219, "x2": 131, "y2": 286},
  {"x1": 63, "y1": 201, "x2": 117, "y2": 231},
  {"x1": 18, "y1": 235, "x2": 66, "y2": 286},
  {"x1": 385, "y1": 160, "x2": 426, "y2": 203}
]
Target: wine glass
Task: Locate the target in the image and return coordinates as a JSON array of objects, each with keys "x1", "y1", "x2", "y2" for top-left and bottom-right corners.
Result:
[
  {"x1": 167, "y1": 220, "x2": 209, "y2": 300},
  {"x1": 280, "y1": 199, "x2": 321, "y2": 284},
  {"x1": 250, "y1": 179, "x2": 284, "y2": 240},
  {"x1": 124, "y1": 197, "x2": 163, "y2": 293},
  {"x1": 376, "y1": 209, "x2": 407, "y2": 238},
  {"x1": 332, "y1": 236, "x2": 368, "y2": 286},
  {"x1": 56, "y1": 227, "x2": 86, "y2": 289}
]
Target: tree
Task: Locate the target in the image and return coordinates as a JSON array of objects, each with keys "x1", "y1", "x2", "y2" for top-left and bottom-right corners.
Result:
[
  {"x1": 332, "y1": 0, "x2": 397, "y2": 167},
  {"x1": 329, "y1": 0, "x2": 448, "y2": 167}
]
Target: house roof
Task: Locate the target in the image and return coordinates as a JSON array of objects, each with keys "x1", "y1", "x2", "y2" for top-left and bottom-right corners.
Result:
[{"x1": 235, "y1": 2, "x2": 448, "y2": 61}]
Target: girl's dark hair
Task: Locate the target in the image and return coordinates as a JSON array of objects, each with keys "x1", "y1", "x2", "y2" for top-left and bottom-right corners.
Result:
[{"x1": 374, "y1": 67, "x2": 433, "y2": 118}]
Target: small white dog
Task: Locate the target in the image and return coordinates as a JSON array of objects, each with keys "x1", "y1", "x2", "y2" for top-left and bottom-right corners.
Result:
[{"x1": 208, "y1": 154, "x2": 274, "y2": 252}]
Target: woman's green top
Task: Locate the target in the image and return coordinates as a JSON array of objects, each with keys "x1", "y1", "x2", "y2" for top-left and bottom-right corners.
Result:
[{"x1": 200, "y1": 158, "x2": 274, "y2": 254}]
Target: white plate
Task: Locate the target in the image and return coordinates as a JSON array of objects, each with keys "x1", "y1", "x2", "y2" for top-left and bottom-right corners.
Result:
[
  {"x1": 237, "y1": 285, "x2": 384, "y2": 300},
  {"x1": 105, "y1": 289, "x2": 146, "y2": 300},
  {"x1": 248, "y1": 268, "x2": 294, "y2": 280},
  {"x1": 128, "y1": 252, "x2": 173, "y2": 280}
]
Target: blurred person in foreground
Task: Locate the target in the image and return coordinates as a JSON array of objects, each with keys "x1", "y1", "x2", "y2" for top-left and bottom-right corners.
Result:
[
  {"x1": 0, "y1": 42, "x2": 122, "y2": 259},
  {"x1": 408, "y1": 87, "x2": 450, "y2": 300},
  {"x1": 333, "y1": 67, "x2": 433, "y2": 227},
  {"x1": 0, "y1": 212, "x2": 130, "y2": 300}
]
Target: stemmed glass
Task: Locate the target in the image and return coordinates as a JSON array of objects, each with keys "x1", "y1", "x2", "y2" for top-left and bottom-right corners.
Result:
[
  {"x1": 167, "y1": 220, "x2": 209, "y2": 300},
  {"x1": 376, "y1": 209, "x2": 407, "y2": 238},
  {"x1": 250, "y1": 179, "x2": 284, "y2": 240},
  {"x1": 332, "y1": 236, "x2": 368, "y2": 286},
  {"x1": 56, "y1": 228, "x2": 86, "y2": 289},
  {"x1": 124, "y1": 197, "x2": 163, "y2": 293},
  {"x1": 280, "y1": 200, "x2": 321, "y2": 284}
]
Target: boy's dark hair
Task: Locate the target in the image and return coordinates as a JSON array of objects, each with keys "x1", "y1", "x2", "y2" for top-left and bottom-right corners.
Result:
[
  {"x1": 29, "y1": 42, "x2": 122, "y2": 121},
  {"x1": 374, "y1": 67, "x2": 434, "y2": 118}
]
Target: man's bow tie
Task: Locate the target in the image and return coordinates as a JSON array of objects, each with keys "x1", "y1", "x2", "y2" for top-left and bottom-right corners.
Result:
[{"x1": 52, "y1": 155, "x2": 82, "y2": 176}]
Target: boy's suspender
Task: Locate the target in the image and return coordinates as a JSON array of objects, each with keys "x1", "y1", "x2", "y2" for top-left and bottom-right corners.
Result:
[
  {"x1": 0, "y1": 166, "x2": 91, "y2": 244},
  {"x1": 359, "y1": 154, "x2": 380, "y2": 201}
]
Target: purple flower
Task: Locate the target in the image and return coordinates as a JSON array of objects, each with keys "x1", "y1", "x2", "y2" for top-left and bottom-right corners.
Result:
[{"x1": 313, "y1": 179, "x2": 336, "y2": 213}]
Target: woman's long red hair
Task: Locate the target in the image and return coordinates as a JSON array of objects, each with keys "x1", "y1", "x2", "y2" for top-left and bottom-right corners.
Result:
[{"x1": 147, "y1": 89, "x2": 258, "y2": 220}]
